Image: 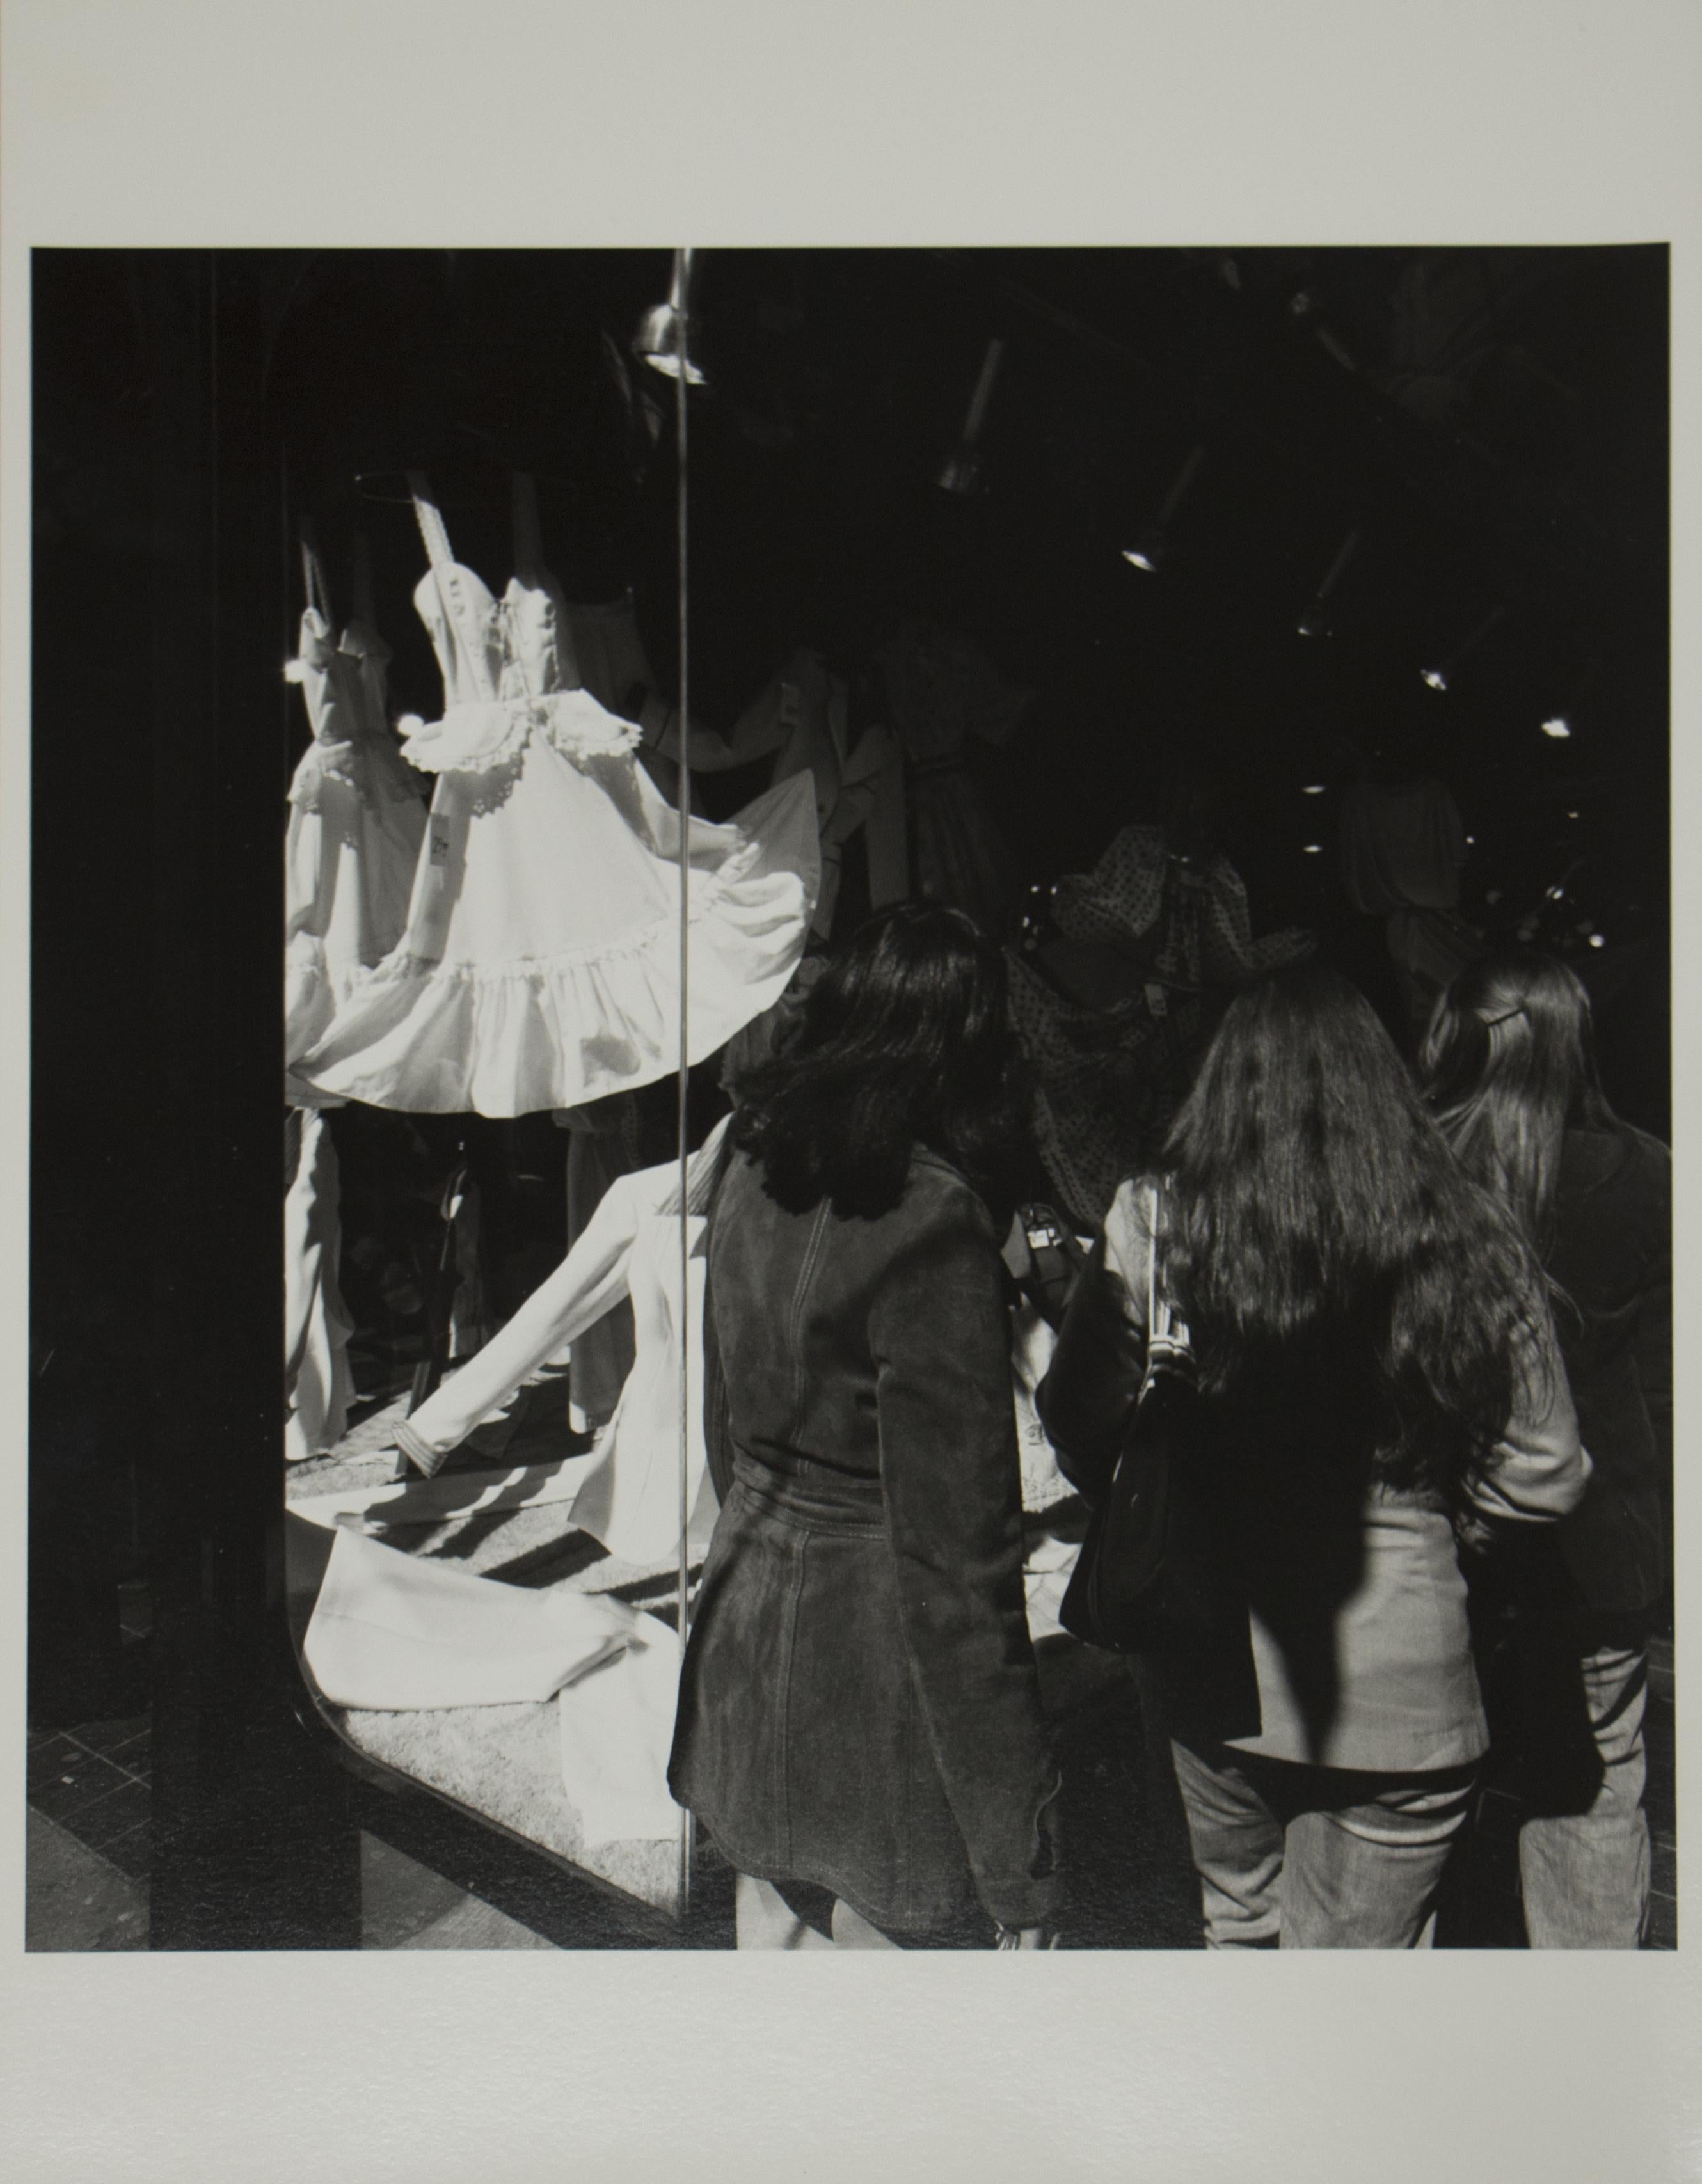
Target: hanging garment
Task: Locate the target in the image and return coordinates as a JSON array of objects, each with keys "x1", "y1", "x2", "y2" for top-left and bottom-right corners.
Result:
[
  {"x1": 1339, "y1": 774, "x2": 1467, "y2": 915},
  {"x1": 877, "y1": 619, "x2": 1032, "y2": 937},
  {"x1": 1008, "y1": 825, "x2": 1313, "y2": 1226},
  {"x1": 302, "y1": 1514, "x2": 685, "y2": 1850},
  {"x1": 442, "y1": 1163, "x2": 493, "y2": 1363},
  {"x1": 290, "y1": 478, "x2": 819, "y2": 1118},
  {"x1": 557, "y1": 1617, "x2": 685, "y2": 1848},
  {"x1": 303, "y1": 1523, "x2": 636, "y2": 1711},
  {"x1": 391, "y1": 1118, "x2": 731, "y2": 1473},
  {"x1": 284, "y1": 540, "x2": 427, "y2": 1082},
  {"x1": 642, "y1": 649, "x2": 907, "y2": 939},
  {"x1": 285, "y1": 1108, "x2": 357, "y2": 1462},
  {"x1": 717, "y1": 949, "x2": 829, "y2": 1096},
  {"x1": 559, "y1": 594, "x2": 653, "y2": 722},
  {"x1": 564, "y1": 1206, "x2": 720, "y2": 1566},
  {"x1": 553, "y1": 1096, "x2": 646, "y2": 1430},
  {"x1": 1339, "y1": 775, "x2": 1479, "y2": 1041},
  {"x1": 395, "y1": 1112, "x2": 1081, "y2": 1601},
  {"x1": 558, "y1": 594, "x2": 682, "y2": 803},
  {"x1": 725, "y1": 652, "x2": 907, "y2": 938}
]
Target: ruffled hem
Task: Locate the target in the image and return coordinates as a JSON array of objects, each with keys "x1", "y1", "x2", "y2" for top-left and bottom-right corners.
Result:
[
  {"x1": 287, "y1": 937, "x2": 393, "y2": 1072},
  {"x1": 290, "y1": 778, "x2": 821, "y2": 1116}
]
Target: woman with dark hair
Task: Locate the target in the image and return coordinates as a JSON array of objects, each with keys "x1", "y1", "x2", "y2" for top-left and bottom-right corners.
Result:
[
  {"x1": 668, "y1": 903, "x2": 1063, "y2": 1948},
  {"x1": 1040, "y1": 963, "x2": 1588, "y2": 1948},
  {"x1": 1421, "y1": 951, "x2": 1671, "y2": 1947}
]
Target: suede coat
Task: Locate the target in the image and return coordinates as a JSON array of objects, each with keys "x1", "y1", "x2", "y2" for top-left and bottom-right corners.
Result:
[{"x1": 667, "y1": 1144, "x2": 1062, "y2": 1937}]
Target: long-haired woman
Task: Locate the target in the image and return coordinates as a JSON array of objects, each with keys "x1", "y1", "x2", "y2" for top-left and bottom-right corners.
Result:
[
  {"x1": 669, "y1": 903, "x2": 1063, "y2": 1949},
  {"x1": 1421, "y1": 951, "x2": 1671, "y2": 1947},
  {"x1": 1040, "y1": 963, "x2": 1588, "y2": 1948}
]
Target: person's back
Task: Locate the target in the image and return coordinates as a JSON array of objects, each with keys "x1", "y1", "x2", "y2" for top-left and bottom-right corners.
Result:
[
  {"x1": 1042, "y1": 961, "x2": 1587, "y2": 1947},
  {"x1": 1423, "y1": 951, "x2": 1670, "y2": 1945},
  {"x1": 669, "y1": 903, "x2": 1063, "y2": 1949}
]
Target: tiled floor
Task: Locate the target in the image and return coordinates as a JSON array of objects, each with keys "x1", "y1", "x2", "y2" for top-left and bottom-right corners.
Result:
[
  {"x1": 25, "y1": 1808, "x2": 150, "y2": 1951},
  {"x1": 27, "y1": 1716, "x2": 154, "y2": 1888},
  {"x1": 362, "y1": 1835, "x2": 557, "y2": 1949}
]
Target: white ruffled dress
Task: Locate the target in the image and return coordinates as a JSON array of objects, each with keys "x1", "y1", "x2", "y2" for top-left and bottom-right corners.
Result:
[{"x1": 292, "y1": 485, "x2": 820, "y2": 1118}]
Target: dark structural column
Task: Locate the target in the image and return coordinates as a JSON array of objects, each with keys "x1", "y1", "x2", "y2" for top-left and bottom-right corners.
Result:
[{"x1": 28, "y1": 249, "x2": 364, "y2": 1947}]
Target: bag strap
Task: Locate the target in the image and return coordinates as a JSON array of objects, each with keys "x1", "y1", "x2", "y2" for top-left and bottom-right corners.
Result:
[{"x1": 1144, "y1": 1179, "x2": 1193, "y2": 1373}]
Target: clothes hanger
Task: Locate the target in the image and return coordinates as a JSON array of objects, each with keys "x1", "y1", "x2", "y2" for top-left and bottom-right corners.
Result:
[
  {"x1": 354, "y1": 424, "x2": 511, "y2": 508},
  {"x1": 354, "y1": 467, "x2": 483, "y2": 510}
]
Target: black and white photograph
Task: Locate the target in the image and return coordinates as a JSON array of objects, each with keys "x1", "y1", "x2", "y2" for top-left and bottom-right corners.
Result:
[{"x1": 5, "y1": 6, "x2": 1700, "y2": 2180}]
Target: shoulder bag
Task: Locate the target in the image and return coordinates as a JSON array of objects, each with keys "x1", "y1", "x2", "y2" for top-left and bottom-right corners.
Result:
[{"x1": 1057, "y1": 1182, "x2": 1239, "y2": 1656}]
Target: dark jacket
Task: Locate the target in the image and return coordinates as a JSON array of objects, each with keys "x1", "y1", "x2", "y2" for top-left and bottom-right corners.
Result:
[
  {"x1": 668, "y1": 1144, "x2": 1062, "y2": 1936},
  {"x1": 1039, "y1": 1178, "x2": 1587, "y2": 1772},
  {"x1": 1546, "y1": 1125, "x2": 1672, "y2": 1613}
]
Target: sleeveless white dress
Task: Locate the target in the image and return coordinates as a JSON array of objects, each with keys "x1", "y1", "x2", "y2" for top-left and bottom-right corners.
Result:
[
  {"x1": 284, "y1": 542, "x2": 422, "y2": 1455},
  {"x1": 291, "y1": 481, "x2": 819, "y2": 1117},
  {"x1": 283, "y1": 542, "x2": 427, "y2": 1078}
]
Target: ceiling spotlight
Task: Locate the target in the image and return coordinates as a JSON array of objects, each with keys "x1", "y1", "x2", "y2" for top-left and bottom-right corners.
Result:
[
  {"x1": 633, "y1": 248, "x2": 705, "y2": 386},
  {"x1": 1302, "y1": 843, "x2": 1323, "y2": 855},
  {"x1": 936, "y1": 336, "x2": 1005, "y2": 496},
  {"x1": 1418, "y1": 603, "x2": 1507, "y2": 694},
  {"x1": 1301, "y1": 783, "x2": 1327, "y2": 795},
  {"x1": 1296, "y1": 528, "x2": 1360, "y2": 638},
  {"x1": 1589, "y1": 933, "x2": 1607, "y2": 949},
  {"x1": 1121, "y1": 444, "x2": 1205, "y2": 573},
  {"x1": 1541, "y1": 716, "x2": 1572, "y2": 740}
]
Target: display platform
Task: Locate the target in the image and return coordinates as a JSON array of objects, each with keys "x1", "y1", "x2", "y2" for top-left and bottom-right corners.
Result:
[{"x1": 286, "y1": 1378, "x2": 692, "y2": 1924}]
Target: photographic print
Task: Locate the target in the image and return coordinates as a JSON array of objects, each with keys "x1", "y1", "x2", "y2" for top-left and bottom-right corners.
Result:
[
  {"x1": 29, "y1": 241, "x2": 1674, "y2": 1954},
  {"x1": 6, "y1": 8, "x2": 1699, "y2": 2181}
]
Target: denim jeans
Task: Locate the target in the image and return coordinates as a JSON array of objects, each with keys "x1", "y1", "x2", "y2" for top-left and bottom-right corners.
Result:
[
  {"x1": 1170, "y1": 1739, "x2": 1477, "y2": 1948},
  {"x1": 1516, "y1": 1615, "x2": 1651, "y2": 1949}
]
